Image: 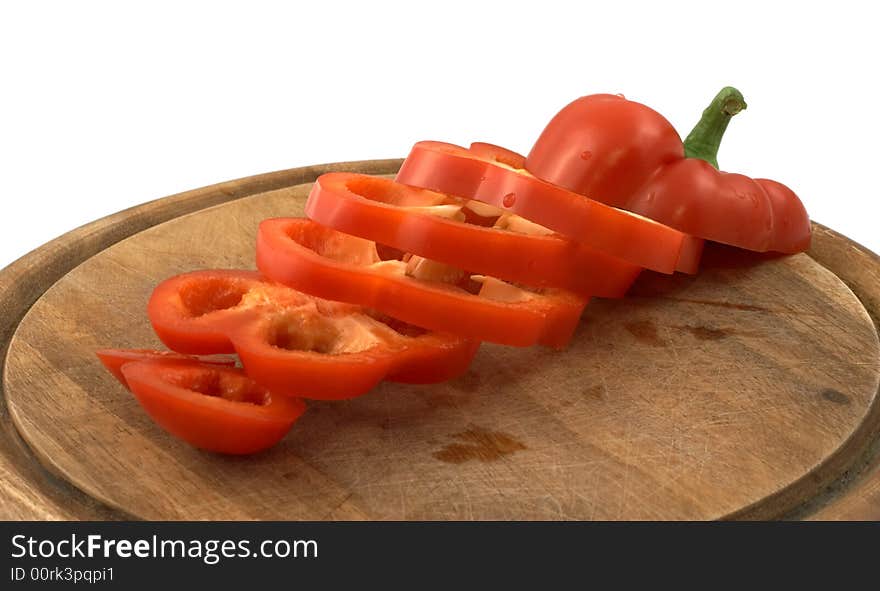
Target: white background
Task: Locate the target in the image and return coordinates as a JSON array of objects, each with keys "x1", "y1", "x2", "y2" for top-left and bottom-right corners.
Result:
[{"x1": 2, "y1": 1, "x2": 878, "y2": 270}]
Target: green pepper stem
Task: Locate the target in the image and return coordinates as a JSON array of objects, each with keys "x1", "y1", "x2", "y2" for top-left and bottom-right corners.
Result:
[{"x1": 683, "y1": 87, "x2": 747, "y2": 169}]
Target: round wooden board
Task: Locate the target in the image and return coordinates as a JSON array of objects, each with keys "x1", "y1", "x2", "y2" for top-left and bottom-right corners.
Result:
[{"x1": 1, "y1": 160, "x2": 880, "y2": 520}]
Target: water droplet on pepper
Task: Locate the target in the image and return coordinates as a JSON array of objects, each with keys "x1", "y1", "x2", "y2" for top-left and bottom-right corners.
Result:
[
  {"x1": 580, "y1": 150, "x2": 592, "y2": 161},
  {"x1": 502, "y1": 193, "x2": 516, "y2": 207}
]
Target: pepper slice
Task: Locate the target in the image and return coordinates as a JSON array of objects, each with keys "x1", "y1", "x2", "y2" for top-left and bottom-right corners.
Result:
[
  {"x1": 305, "y1": 172, "x2": 642, "y2": 298},
  {"x1": 96, "y1": 348, "x2": 237, "y2": 388},
  {"x1": 527, "y1": 88, "x2": 811, "y2": 253},
  {"x1": 256, "y1": 218, "x2": 587, "y2": 348},
  {"x1": 395, "y1": 141, "x2": 687, "y2": 274},
  {"x1": 148, "y1": 270, "x2": 479, "y2": 398},
  {"x1": 468, "y1": 142, "x2": 526, "y2": 168},
  {"x1": 676, "y1": 235, "x2": 705, "y2": 275},
  {"x1": 467, "y1": 143, "x2": 702, "y2": 274},
  {"x1": 121, "y1": 360, "x2": 306, "y2": 455},
  {"x1": 469, "y1": 142, "x2": 702, "y2": 274}
]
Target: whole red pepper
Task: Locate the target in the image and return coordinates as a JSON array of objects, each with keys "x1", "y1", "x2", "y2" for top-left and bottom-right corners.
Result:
[{"x1": 526, "y1": 87, "x2": 811, "y2": 254}]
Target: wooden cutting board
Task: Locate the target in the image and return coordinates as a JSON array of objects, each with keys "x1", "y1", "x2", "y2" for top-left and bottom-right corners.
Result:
[{"x1": 2, "y1": 159, "x2": 880, "y2": 520}]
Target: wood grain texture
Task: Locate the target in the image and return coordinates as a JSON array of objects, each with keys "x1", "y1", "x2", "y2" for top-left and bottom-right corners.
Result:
[{"x1": 2, "y1": 169, "x2": 879, "y2": 520}]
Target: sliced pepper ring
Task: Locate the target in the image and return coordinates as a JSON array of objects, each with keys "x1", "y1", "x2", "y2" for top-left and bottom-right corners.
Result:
[
  {"x1": 395, "y1": 140, "x2": 687, "y2": 274},
  {"x1": 147, "y1": 270, "x2": 311, "y2": 355},
  {"x1": 256, "y1": 217, "x2": 587, "y2": 348},
  {"x1": 464, "y1": 142, "x2": 700, "y2": 274},
  {"x1": 305, "y1": 172, "x2": 642, "y2": 298},
  {"x1": 121, "y1": 360, "x2": 306, "y2": 455},
  {"x1": 676, "y1": 235, "x2": 705, "y2": 274},
  {"x1": 468, "y1": 142, "x2": 527, "y2": 168},
  {"x1": 471, "y1": 141, "x2": 703, "y2": 275},
  {"x1": 147, "y1": 269, "x2": 478, "y2": 399},
  {"x1": 96, "y1": 348, "x2": 237, "y2": 388}
]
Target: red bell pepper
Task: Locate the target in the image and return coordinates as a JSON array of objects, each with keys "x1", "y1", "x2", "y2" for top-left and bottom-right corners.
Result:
[
  {"x1": 120, "y1": 360, "x2": 306, "y2": 455},
  {"x1": 468, "y1": 142, "x2": 526, "y2": 168},
  {"x1": 405, "y1": 141, "x2": 700, "y2": 275},
  {"x1": 96, "y1": 348, "x2": 236, "y2": 388},
  {"x1": 527, "y1": 87, "x2": 811, "y2": 253},
  {"x1": 675, "y1": 235, "x2": 705, "y2": 275},
  {"x1": 526, "y1": 92, "x2": 683, "y2": 209},
  {"x1": 395, "y1": 141, "x2": 688, "y2": 274},
  {"x1": 304, "y1": 172, "x2": 642, "y2": 298},
  {"x1": 147, "y1": 270, "x2": 479, "y2": 398},
  {"x1": 256, "y1": 217, "x2": 587, "y2": 348}
]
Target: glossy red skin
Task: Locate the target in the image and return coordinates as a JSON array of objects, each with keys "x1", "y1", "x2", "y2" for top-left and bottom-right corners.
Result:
[
  {"x1": 148, "y1": 270, "x2": 276, "y2": 355},
  {"x1": 384, "y1": 335, "x2": 481, "y2": 384},
  {"x1": 121, "y1": 360, "x2": 305, "y2": 455},
  {"x1": 676, "y1": 236, "x2": 705, "y2": 274},
  {"x1": 470, "y1": 141, "x2": 706, "y2": 273},
  {"x1": 231, "y1": 310, "x2": 479, "y2": 395},
  {"x1": 526, "y1": 94, "x2": 684, "y2": 208},
  {"x1": 396, "y1": 141, "x2": 686, "y2": 274},
  {"x1": 628, "y1": 161, "x2": 812, "y2": 253},
  {"x1": 256, "y1": 217, "x2": 587, "y2": 348},
  {"x1": 305, "y1": 172, "x2": 642, "y2": 298},
  {"x1": 96, "y1": 348, "x2": 236, "y2": 389},
  {"x1": 527, "y1": 93, "x2": 811, "y2": 254},
  {"x1": 468, "y1": 142, "x2": 527, "y2": 169},
  {"x1": 147, "y1": 270, "x2": 478, "y2": 399}
]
